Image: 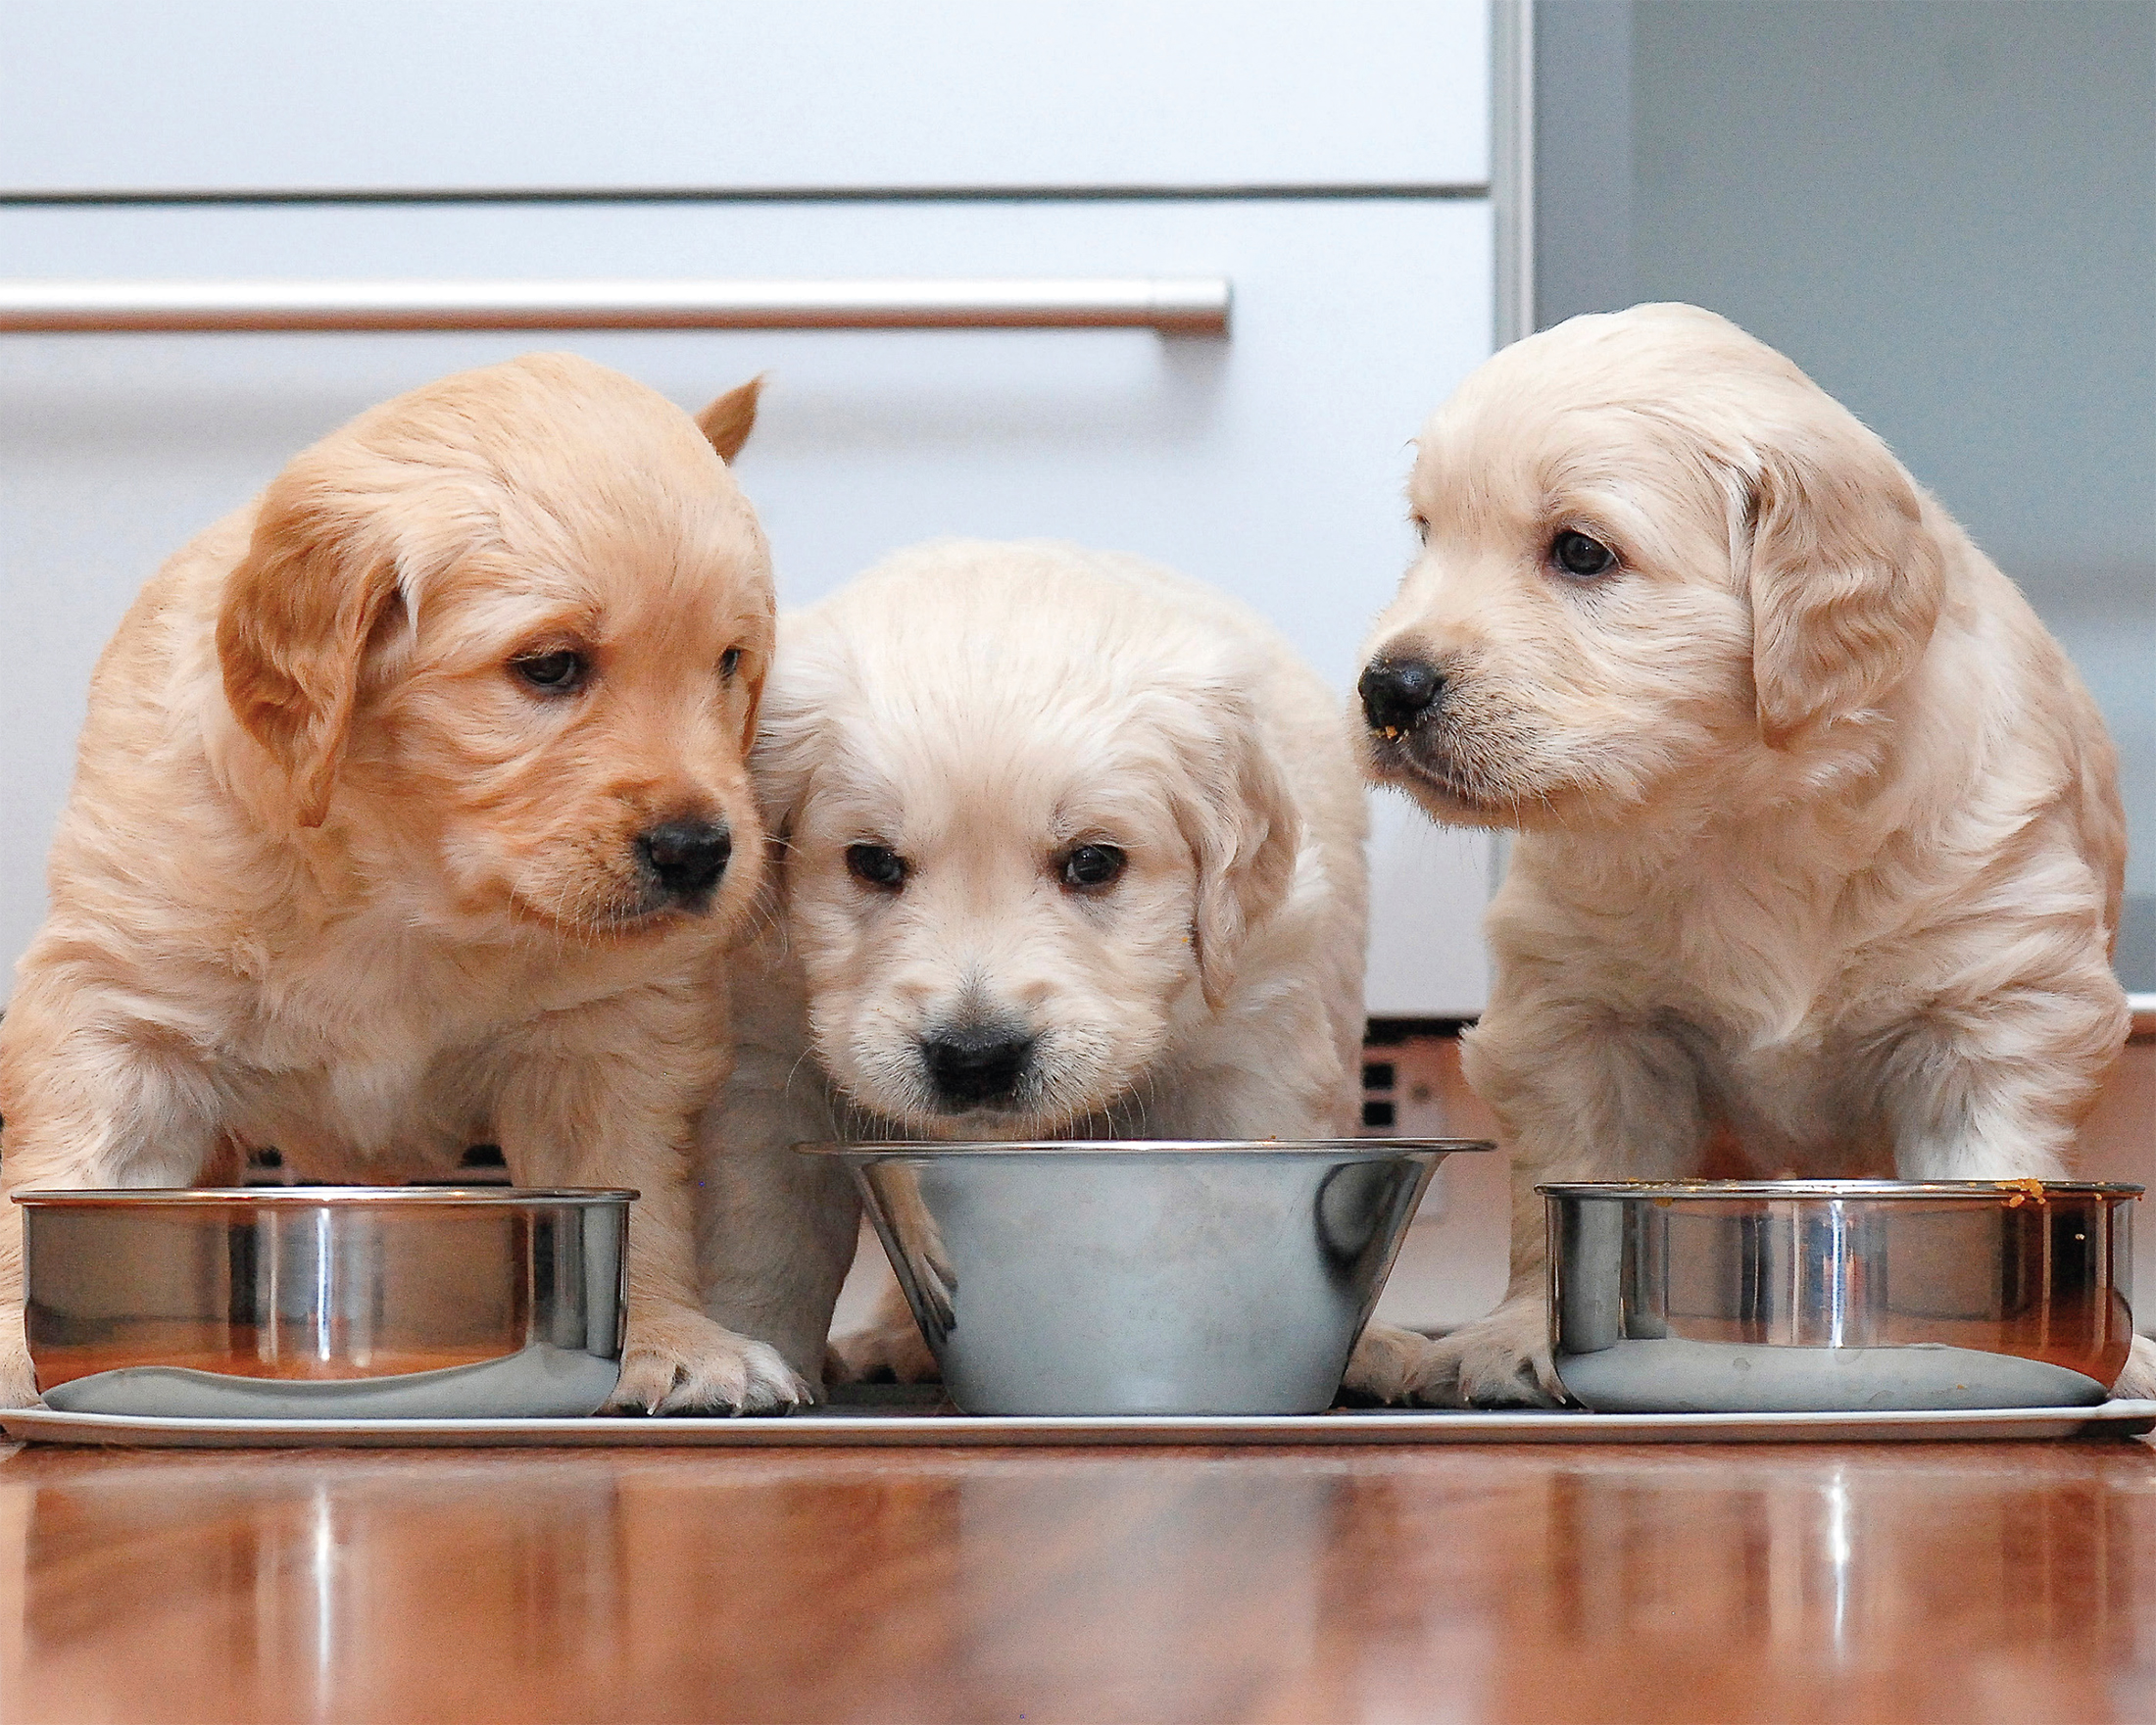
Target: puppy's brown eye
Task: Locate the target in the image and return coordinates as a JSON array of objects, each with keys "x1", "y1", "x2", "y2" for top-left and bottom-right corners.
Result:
[
  {"x1": 846, "y1": 844, "x2": 907, "y2": 891},
  {"x1": 1551, "y1": 530, "x2": 1617, "y2": 578},
  {"x1": 512, "y1": 649, "x2": 586, "y2": 694},
  {"x1": 719, "y1": 648, "x2": 742, "y2": 678},
  {"x1": 1060, "y1": 844, "x2": 1126, "y2": 890},
  {"x1": 1410, "y1": 513, "x2": 1431, "y2": 542}
]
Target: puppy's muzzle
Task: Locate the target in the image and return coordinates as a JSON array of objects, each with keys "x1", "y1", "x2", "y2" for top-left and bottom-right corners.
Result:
[
  {"x1": 635, "y1": 817, "x2": 732, "y2": 907},
  {"x1": 1358, "y1": 656, "x2": 1446, "y2": 736},
  {"x1": 921, "y1": 1022, "x2": 1036, "y2": 1110}
]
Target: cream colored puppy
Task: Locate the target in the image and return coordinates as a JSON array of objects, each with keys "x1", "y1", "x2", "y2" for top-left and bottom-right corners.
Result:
[
  {"x1": 696, "y1": 540, "x2": 1394, "y2": 1390},
  {"x1": 0, "y1": 354, "x2": 808, "y2": 1413},
  {"x1": 1357, "y1": 304, "x2": 2138, "y2": 1405}
]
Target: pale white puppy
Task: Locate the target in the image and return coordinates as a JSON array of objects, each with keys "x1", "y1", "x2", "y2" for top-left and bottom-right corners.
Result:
[
  {"x1": 0, "y1": 356, "x2": 807, "y2": 1413},
  {"x1": 1357, "y1": 303, "x2": 2139, "y2": 1405},
  {"x1": 696, "y1": 539, "x2": 1402, "y2": 1391}
]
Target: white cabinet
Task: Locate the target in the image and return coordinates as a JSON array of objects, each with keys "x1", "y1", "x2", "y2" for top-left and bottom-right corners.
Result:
[
  {"x1": 0, "y1": 8, "x2": 1501, "y2": 1016},
  {"x1": 0, "y1": 1, "x2": 1489, "y2": 194}
]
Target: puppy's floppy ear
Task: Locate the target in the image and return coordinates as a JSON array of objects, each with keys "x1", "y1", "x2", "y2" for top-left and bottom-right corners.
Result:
[
  {"x1": 697, "y1": 375, "x2": 764, "y2": 464},
  {"x1": 217, "y1": 472, "x2": 408, "y2": 828},
  {"x1": 1172, "y1": 697, "x2": 1302, "y2": 1010},
  {"x1": 1743, "y1": 418, "x2": 1944, "y2": 748}
]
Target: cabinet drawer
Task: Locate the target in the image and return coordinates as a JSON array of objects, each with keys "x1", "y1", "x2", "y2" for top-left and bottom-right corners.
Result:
[
  {"x1": 0, "y1": 2, "x2": 1489, "y2": 196},
  {"x1": 0, "y1": 195, "x2": 1495, "y2": 1010}
]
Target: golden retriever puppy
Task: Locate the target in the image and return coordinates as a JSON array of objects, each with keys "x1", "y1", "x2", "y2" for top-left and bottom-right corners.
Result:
[
  {"x1": 694, "y1": 540, "x2": 1396, "y2": 1389},
  {"x1": 1356, "y1": 303, "x2": 2138, "y2": 1405},
  {"x1": 0, "y1": 354, "x2": 810, "y2": 1413}
]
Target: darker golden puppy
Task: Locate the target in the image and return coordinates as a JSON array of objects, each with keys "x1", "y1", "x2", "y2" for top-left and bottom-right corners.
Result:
[{"x1": 0, "y1": 354, "x2": 804, "y2": 1412}]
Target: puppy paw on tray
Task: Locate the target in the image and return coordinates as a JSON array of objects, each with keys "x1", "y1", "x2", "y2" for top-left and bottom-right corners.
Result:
[
  {"x1": 1408, "y1": 1304, "x2": 1565, "y2": 1409},
  {"x1": 1340, "y1": 1320, "x2": 1431, "y2": 1404},
  {"x1": 606, "y1": 1308, "x2": 810, "y2": 1416},
  {"x1": 0, "y1": 1316, "x2": 35, "y2": 1410},
  {"x1": 2113, "y1": 1333, "x2": 2156, "y2": 1402},
  {"x1": 828, "y1": 1318, "x2": 942, "y2": 1386}
]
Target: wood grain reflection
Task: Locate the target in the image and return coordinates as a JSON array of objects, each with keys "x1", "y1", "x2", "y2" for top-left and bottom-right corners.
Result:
[{"x1": 1, "y1": 1440, "x2": 2153, "y2": 1723}]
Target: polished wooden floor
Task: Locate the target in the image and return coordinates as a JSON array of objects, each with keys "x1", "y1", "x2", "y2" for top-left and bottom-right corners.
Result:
[{"x1": 4, "y1": 1434, "x2": 2156, "y2": 1724}]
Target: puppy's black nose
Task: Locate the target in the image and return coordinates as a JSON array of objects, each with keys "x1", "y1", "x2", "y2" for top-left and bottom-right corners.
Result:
[
  {"x1": 637, "y1": 818, "x2": 732, "y2": 902},
  {"x1": 922, "y1": 1024, "x2": 1035, "y2": 1109},
  {"x1": 1359, "y1": 657, "x2": 1445, "y2": 734}
]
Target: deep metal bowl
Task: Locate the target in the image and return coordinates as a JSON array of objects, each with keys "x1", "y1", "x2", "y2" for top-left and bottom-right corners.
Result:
[
  {"x1": 1545, "y1": 1180, "x2": 2140, "y2": 1412},
  {"x1": 15, "y1": 1187, "x2": 631, "y2": 1418},
  {"x1": 800, "y1": 1139, "x2": 1483, "y2": 1416}
]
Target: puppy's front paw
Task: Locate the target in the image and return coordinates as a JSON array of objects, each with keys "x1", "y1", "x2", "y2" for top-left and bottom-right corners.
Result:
[
  {"x1": 0, "y1": 1308, "x2": 36, "y2": 1408},
  {"x1": 2112, "y1": 1333, "x2": 2156, "y2": 1402},
  {"x1": 607, "y1": 1306, "x2": 811, "y2": 1415},
  {"x1": 1406, "y1": 1299, "x2": 1564, "y2": 1408},
  {"x1": 1342, "y1": 1321, "x2": 1431, "y2": 1405},
  {"x1": 829, "y1": 1315, "x2": 941, "y2": 1385}
]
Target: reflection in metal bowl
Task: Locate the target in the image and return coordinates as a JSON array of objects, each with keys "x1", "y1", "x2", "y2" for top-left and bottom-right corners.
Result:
[
  {"x1": 800, "y1": 1140, "x2": 1485, "y2": 1416},
  {"x1": 1544, "y1": 1180, "x2": 2139, "y2": 1411},
  {"x1": 16, "y1": 1186, "x2": 630, "y2": 1417}
]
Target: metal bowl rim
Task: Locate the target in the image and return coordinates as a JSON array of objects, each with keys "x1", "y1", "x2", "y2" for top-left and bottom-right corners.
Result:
[
  {"x1": 1539, "y1": 1179, "x2": 2144, "y2": 1200},
  {"x1": 11, "y1": 1186, "x2": 638, "y2": 1208},
  {"x1": 794, "y1": 1137, "x2": 1491, "y2": 1158}
]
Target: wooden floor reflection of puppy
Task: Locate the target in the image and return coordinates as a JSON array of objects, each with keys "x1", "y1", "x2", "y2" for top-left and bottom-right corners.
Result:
[
  {"x1": 694, "y1": 540, "x2": 1411, "y2": 1393},
  {"x1": 0, "y1": 355, "x2": 808, "y2": 1412},
  {"x1": 1356, "y1": 304, "x2": 2139, "y2": 1405}
]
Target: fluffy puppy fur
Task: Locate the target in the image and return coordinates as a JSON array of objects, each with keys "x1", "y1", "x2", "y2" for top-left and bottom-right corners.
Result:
[
  {"x1": 1356, "y1": 303, "x2": 2138, "y2": 1405},
  {"x1": 0, "y1": 353, "x2": 809, "y2": 1413},
  {"x1": 694, "y1": 540, "x2": 1400, "y2": 1390}
]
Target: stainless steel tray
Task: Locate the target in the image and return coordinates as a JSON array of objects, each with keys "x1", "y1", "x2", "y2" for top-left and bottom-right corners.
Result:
[{"x1": 5, "y1": 1401, "x2": 2152, "y2": 1450}]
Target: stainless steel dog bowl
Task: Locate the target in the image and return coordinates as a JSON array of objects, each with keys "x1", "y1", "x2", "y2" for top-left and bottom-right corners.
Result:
[
  {"x1": 802, "y1": 1139, "x2": 1483, "y2": 1416},
  {"x1": 1545, "y1": 1180, "x2": 2139, "y2": 1412},
  {"x1": 15, "y1": 1187, "x2": 631, "y2": 1418}
]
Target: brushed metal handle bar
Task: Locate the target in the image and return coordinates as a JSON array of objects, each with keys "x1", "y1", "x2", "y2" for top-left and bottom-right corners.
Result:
[{"x1": 0, "y1": 276, "x2": 1231, "y2": 334}]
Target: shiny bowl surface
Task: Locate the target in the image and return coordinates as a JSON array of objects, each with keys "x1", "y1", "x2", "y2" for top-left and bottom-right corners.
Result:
[
  {"x1": 1545, "y1": 1180, "x2": 2140, "y2": 1412},
  {"x1": 801, "y1": 1139, "x2": 1483, "y2": 1416},
  {"x1": 15, "y1": 1187, "x2": 631, "y2": 1418}
]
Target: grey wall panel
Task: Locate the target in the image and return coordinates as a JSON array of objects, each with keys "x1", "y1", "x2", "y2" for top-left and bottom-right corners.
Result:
[{"x1": 1535, "y1": 0, "x2": 2154, "y2": 979}]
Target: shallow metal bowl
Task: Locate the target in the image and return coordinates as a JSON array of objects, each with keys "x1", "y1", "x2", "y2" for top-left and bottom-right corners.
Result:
[
  {"x1": 801, "y1": 1139, "x2": 1484, "y2": 1416},
  {"x1": 1545, "y1": 1180, "x2": 2140, "y2": 1412},
  {"x1": 15, "y1": 1187, "x2": 631, "y2": 1418}
]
